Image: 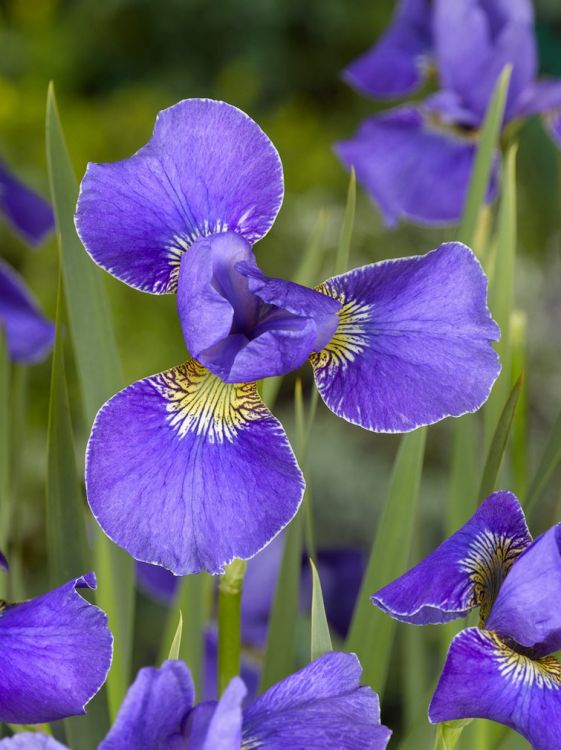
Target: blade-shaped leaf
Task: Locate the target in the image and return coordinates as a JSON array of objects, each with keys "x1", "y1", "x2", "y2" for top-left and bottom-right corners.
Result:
[
  {"x1": 334, "y1": 168, "x2": 356, "y2": 276},
  {"x1": 526, "y1": 406, "x2": 561, "y2": 515},
  {"x1": 168, "y1": 612, "x2": 183, "y2": 661},
  {"x1": 46, "y1": 83, "x2": 134, "y2": 720},
  {"x1": 309, "y1": 559, "x2": 332, "y2": 662},
  {"x1": 434, "y1": 720, "x2": 472, "y2": 750},
  {"x1": 346, "y1": 427, "x2": 426, "y2": 694}
]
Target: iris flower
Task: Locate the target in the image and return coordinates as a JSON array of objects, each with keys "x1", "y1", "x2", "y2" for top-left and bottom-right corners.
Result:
[
  {"x1": 0, "y1": 554, "x2": 112, "y2": 725},
  {"x1": 76, "y1": 98, "x2": 500, "y2": 575},
  {"x1": 3, "y1": 652, "x2": 391, "y2": 749},
  {"x1": 338, "y1": 0, "x2": 561, "y2": 226},
  {"x1": 0, "y1": 159, "x2": 55, "y2": 362},
  {"x1": 372, "y1": 491, "x2": 561, "y2": 749}
]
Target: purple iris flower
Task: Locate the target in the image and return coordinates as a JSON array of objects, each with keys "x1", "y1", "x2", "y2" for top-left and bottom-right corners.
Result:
[
  {"x1": 9, "y1": 652, "x2": 391, "y2": 748},
  {"x1": 0, "y1": 160, "x2": 55, "y2": 362},
  {"x1": 0, "y1": 560, "x2": 112, "y2": 725},
  {"x1": 76, "y1": 97, "x2": 500, "y2": 576},
  {"x1": 372, "y1": 491, "x2": 561, "y2": 749},
  {"x1": 339, "y1": 0, "x2": 561, "y2": 226}
]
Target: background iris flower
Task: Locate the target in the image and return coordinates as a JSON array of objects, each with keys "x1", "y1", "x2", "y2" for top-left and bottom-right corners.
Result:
[
  {"x1": 75, "y1": 97, "x2": 501, "y2": 577},
  {"x1": 0, "y1": 159, "x2": 55, "y2": 362},
  {"x1": 338, "y1": 0, "x2": 561, "y2": 226},
  {"x1": 372, "y1": 490, "x2": 561, "y2": 749},
  {"x1": 0, "y1": 556, "x2": 112, "y2": 725}
]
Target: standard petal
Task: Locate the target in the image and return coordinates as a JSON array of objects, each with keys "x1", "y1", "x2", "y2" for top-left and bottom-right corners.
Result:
[
  {"x1": 86, "y1": 360, "x2": 304, "y2": 575},
  {"x1": 0, "y1": 573, "x2": 112, "y2": 724},
  {"x1": 372, "y1": 492, "x2": 531, "y2": 624},
  {"x1": 0, "y1": 160, "x2": 54, "y2": 246},
  {"x1": 193, "y1": 677, "x2": 246, "y2": 750},
  {"x1": 242, "y1": 652, "x2": 391, "y2": 749},
  {"x1": 0, "y1": 735, "x2": 68, "y2": 749},
  {"x1": 429, "y1": 627, "x2": 561, "y2": 750},
  {"x1": 336, "y1": 106, "x2": 498, "y2": 227},
  {"x1": 311, "y1": 242, "x2": 501, "y2": 433},
  {"x1": 344, "y1": 0, "x2": 433, "y2": 99},
  {"x1": 0, "y1": 260, "x2": 55, "y2": 363},
  {"x1": 486, "y1": 525, "x2": 561, "y2": 656},
  {"x1": 76, "y1": 99, "x2": 283, "y2": 294},
  {"x1": 100, "y1": 660, "x2": 193, "y2": 749}
]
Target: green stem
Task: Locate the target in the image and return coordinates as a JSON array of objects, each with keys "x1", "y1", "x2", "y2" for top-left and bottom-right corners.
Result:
[{"x1": 218, "y1": 558, "x2": 247, "y2": 695}]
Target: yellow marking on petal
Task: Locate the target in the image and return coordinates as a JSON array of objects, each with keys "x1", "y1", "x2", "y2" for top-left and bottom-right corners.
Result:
[
  {"x1": 154, "y1": 360, "x2": 269, "y2": 444},
  {"x1": 310, "y1": 282, "x2": 373, "y2": 372},
  {"x1": 459, "y1": 529, "x2": 528, "y2": 625},
  {"x1": 488, "y1": 632, "x2": 561, "y2": 690}
]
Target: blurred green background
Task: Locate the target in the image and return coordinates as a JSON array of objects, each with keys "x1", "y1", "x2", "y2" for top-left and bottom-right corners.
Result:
[{"x1": 1, "y1": 0, "x2": 561, "y2": 738}]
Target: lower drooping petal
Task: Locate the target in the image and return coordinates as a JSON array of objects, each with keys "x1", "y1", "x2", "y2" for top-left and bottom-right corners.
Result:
[
  {"x1": 311, "y1": 242, "x2": 501, "y2": 433},
  {"x1": 429, "y1": 628, "x2": 561, "y2": 750},
  {"x1": 86, "y1": 360, "x2": 304, "y2": 575},
  {"x1": 75, "y1": 99, "x2": 283, "y2": 294},
  {"x1": 100, "y1": 661, "x2": 193, "y2": 749},
  {"x1": 344, "y1": 0, "x2": 433, "y2": 99},
  {"x1": 0, "y1": 573, "x2": 112, "y2": 724},
  {"x1": 372, "y1": 492, "x2": 531, "y2": 625},
  {"x1": 0, "y1": 260, "x2": 55, "y2": 363},
  {"x1": 188, "y1": 677, "x2": 246, "y2": 750},
  {"x1": 242, "y1": 652, "x2": 392, "y2": 749},
  {"x1": 0, "y1": 160, "x2": 54, "y2": 246},
  {"x1": 336, "y1": 106, "x2": 498, "y2": 227},
  {"x1": 0, "y1": 735, "x2": 68, "y2": 749},
  {"x1": 486, "y1": 525, "x2": 561, "y2": 656}
]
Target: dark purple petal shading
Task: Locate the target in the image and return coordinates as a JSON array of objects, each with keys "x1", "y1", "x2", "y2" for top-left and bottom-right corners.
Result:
[
  {"x1": 0, "y1": 735, "x2": 68, "y2": 749},
  {"x1": 86, "y1": 360, "x2": 304, "y2": 575},
  {"x1": 0, "y1": 161, "x2": 54, "y2": 246},
  {"x1": 311, "y1": 242, "x2": 501, "y2": 433},
  {"x1": 0, "y1": 573, "x2": 112, "y2": 724},
  {"x1": 515, "y1": 80, "x2": 561, "y2": 118},
  {"x1": 336, "y1": 106, "x2": 498, "y2": 227},
  {"x1": 486, "y1": 525, "x2": 561, "y2": 656},
  {"x1": 344, "y1": 0, "x2": 433, "y2": 99},
  {"x1": 545, "y1": 112, "x2": 561, "y2": 151},
  {"x1": 242, "y1": 652, "x2": 391, "y2": 749},
  {"x1": 0, "y1": 260, "x2": 55, "y2": 363},
  {"x1": 429, "y1": 627, "x2": 561, "y2": 750},
  {"x1": 76, "y1": 99, "x2": 283, "y2": 294},
  {"x1": 177, "y1": 231, "x2": 340, "y2": 383},
  {"x1": 136, "y1": 560, "x2": 179, "y2": 606},
  {"x1": 0, "y1": 549, "x2": 8, "y2": 572},
  {"x1": 372, "y1": 492, "x2": 531, "y2": 624},
  {"x1": 100, "y1": 660, "x2": 193, "y2": 749}
]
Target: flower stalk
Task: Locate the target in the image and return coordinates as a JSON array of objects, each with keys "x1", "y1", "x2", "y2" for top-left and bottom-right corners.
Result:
[{"x1": 218, "y1": 557, "x2": 247, "y2": 695}]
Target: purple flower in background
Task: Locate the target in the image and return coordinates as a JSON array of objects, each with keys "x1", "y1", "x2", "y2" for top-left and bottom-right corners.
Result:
[
  {"x1": 76, "y1": 98, "x2": 500, "y2": 576},
  {"x1": 0, "y1": 161, "x2": 55, "y2": 363},
  {"x1": 372, "y1": 491, "x2": 561, "y2": 749},
  {"x1": 339, "y1": 0, "x2": 561, "y2": 226},
  {"x1": 0, "y1": 561, "x2": 112, "y2": 725}
]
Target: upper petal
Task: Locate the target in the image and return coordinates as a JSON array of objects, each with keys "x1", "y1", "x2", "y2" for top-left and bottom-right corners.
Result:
[
  {"x1": 242, "y1": 652, "x2": 392, "y2": 749},
  {"x1": 0, "y1": 160, "x2": 54, "y2": 246},
  {"x1": 336, "y1": 106, "x2": 498, "y2": 227},
  {"x1": 311, "y1": 242, "x2": 501, "y2": 433},
  {"x1": 75, "y1": 99, "x2": 283, "y2": 294},
  {"x1": 0, "y1": 573, "x2": 112, "y2": 724},
  {"x1": 344, "y1": 0, "x2": 433, "y2": 99},
  {"x1": 0, "y1": 260, "x2": 55, "y2": 363},
  {"x1": 100, "y1": 660, "x2": 194, "y2": 749},
  {"x1": 86, "y1": 360, "x2": 304, "y2": 575},
  {"x1": 0, "y1": 735, "x2": 68, "y2": 749},
  {"x1": 372, "y1": 491, "x2": 531, "y2": 624},
  {"x1": 486, "y1": 525, "x2": 561, "y2": 656},
  {"x1": 429, "y1": 627, "x2": 561, "y2": 750}
]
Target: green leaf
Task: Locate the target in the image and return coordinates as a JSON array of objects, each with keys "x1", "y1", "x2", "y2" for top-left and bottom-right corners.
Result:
[
  {"x1": 168, "y1": 611, "x2": 183, "y2": 661},
  {"x1": 479, "y1": 374, "x2": 522, "y2": 502},
  {"x1": 434, "y1": 720, "x2": 473, "y2": 750},
  {"x1": 525, "y1": 405, "x2": 561, "y2": 515},
  {"x1": 345, "y1": 427, "x2": 426, "y2": 695},
  {"x1": 309, "y1": 559, "x2": 332, "y2": 662},
  {"x1": 0, "y1": 332, "x2": 9, "y2": 600},
  {"x1": 458, "y1": 65, "x2": 512, "y2": 246},
  {"x1": 46, "y1": 82, "x2": 135, "y2": 721},
  {"x1": 334, "y1": 168, "x2": 356, "y2": 276}
]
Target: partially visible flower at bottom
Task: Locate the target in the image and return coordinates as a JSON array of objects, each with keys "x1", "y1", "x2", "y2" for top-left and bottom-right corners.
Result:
[
  {"x1": 372, "y1": 490, "x2": 561, "y2": 750},
  {"x1": 0, "y1": 563, "x2": 113, "y2": 724}
]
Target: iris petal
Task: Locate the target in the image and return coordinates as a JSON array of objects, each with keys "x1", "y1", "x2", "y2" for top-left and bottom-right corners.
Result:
[
  {"x1": 0, "y1": 160, "x2": 53, "y2": 246},
  {"x1": 0, "y1": 735, "x2": 68, "y2": 749},
  {"x1": 372, "y1": 492, "x2": 531, "y2": 625},
  {"x1": 86, "y1": 360, "x2": 304, "y2": 575},
  {"x1": 429, "y1": 627, "x2": 561, "y2": 750},
  {"x1": 311, "y1": 242, "x2": 500, "y2": 433},
  {"x1": 0, "y1": 573, "x2": 112, "y2": 724},
  {"x1": 76, "y1": 99, "x2": 283, "y2": 294}
]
